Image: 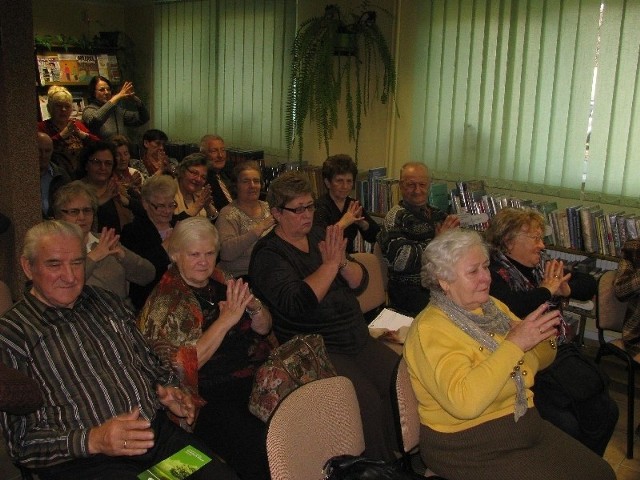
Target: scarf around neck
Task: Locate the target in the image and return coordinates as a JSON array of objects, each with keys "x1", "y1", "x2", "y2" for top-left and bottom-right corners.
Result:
[{"x1": 430, "y1": 289, "x2": 528, "y2": 422}]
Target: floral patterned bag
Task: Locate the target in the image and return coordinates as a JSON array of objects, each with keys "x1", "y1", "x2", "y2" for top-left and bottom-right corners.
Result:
[{"x1": 248, "y1": 333, "x2": 337, "y2": 422}]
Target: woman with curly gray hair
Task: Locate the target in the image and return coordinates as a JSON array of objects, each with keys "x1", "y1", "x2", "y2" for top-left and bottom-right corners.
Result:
[{"x1": 404, "y1": 229, "x2": 614, "y2": 480}]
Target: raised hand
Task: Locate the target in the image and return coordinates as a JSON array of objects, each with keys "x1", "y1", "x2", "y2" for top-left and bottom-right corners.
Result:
[
  {"x1": 319, "y1": 224, "x2": 347, "y2": 268},
  {"x1": 505, "y1": 303, "x2": 562, "y2": 352},
  {"x1": 339, "y1": 201, "x2": 364, "y2": 228},
  {"x1": 540, "y1": 259, "x2": 571, "y2": 297},
  {"x1": 90, "y1": 227, "x2": 124, "y2": 262},
  {"x1": 217, "y1": 278, "x2": 253, "y2": 328}
]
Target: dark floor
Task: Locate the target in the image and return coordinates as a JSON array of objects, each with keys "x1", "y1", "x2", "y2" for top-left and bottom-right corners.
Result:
[{"x1": 1, "y1": 340, "x2": 639, "y2": 479}]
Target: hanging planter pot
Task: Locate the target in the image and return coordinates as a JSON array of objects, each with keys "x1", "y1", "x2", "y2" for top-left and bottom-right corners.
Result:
[{"x1": 285, "y1": 3, "x2": 396, "y2": 163}]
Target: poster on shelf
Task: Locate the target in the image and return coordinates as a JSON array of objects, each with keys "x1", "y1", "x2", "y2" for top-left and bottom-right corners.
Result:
[
  {"x1": 36, "y1": 55, "x2": 61, "y2": 85},
  {"x1": 58, "y1": 54, "x2": 80, "y2": 83},
  {"x1": 76, "y1": 54, "x2": 99, "y2": 83}
]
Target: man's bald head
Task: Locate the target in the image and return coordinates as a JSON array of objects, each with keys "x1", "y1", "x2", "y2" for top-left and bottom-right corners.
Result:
[{"x1": 37, "y1": 132, "x2": 54, "y2": 174}]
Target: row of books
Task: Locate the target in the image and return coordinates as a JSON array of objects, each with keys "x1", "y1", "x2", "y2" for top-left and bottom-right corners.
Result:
[
  {"x1": 449, "y1": 180, "x2": 635, "y2": 258},
  {"x1": 36, "y1": 53, "x2": 120, "y2": 86}
]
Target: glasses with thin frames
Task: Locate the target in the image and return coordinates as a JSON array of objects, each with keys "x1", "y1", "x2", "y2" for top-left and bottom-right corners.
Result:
[
  {"x1": 186, "y1": 168, "x2": 207, "y2": 181},
  {"x1": 149, "y1": 201, "x2": 178, "y2": 211},
  {"x1": 279, "y1": 203, "x2": 316, "y2": 214},
  {"x1": 60, "y1": 207, "x2": 94, "y2": 217},
  {"x1": 518, "y1": 233, "x2": 545, "y2": 243}
]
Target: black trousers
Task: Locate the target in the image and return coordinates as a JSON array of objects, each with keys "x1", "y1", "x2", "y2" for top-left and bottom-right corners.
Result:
[{"x1": 33, "y1": 413, "x2": 239, "y2": 480}]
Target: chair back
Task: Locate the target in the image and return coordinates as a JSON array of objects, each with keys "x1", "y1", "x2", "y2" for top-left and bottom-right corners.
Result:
[
  {"x1": 352, "y1": 252, "x2": 386, "y2": 314},
  {"x1": 373, "y1": 242, "x2": 389, "y2": 290},
  {"x1": 596, "y1": 270, "x2": 628, "y2": 333},
  {"x1": 392, "y1": 357, "x2": 421, "y2": 461},
  {"x1": 266, "y1": 376, "x2": 365, "y2": 480}
]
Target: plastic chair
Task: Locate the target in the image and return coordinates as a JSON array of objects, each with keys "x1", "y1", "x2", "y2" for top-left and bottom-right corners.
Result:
[
  {"x1": 266, "y1": 376, "x2": 365, "y2": 480},
  {"x1": 594, "y1": 269, "x2": 639, "y2": 458},
  {"x1": 352, "y1": 252, "x2": 386, "y2": 315}
]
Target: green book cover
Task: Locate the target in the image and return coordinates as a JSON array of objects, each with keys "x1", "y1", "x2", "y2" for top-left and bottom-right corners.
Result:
[{"x1": 138, "y1": 445, "x2": 212, "y2": 480}]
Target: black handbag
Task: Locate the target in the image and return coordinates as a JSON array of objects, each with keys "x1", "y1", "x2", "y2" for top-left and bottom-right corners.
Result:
[{"x1": 323, "y1": 455, "x2": 447, "y2": 480}]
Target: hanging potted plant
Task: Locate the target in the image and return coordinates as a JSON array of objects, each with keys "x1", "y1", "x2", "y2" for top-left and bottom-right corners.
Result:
[{"x1": 285, "y1": 2, "x2": 396, "y2": 163}]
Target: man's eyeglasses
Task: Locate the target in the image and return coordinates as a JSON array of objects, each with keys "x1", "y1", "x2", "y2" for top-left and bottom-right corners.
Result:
[
  {"x1": 186, "y1": 168, "x2": 207, "y2": 181},
  {"x1": 88, "y1": 158, "x2": 114, "y2": 168},
  {"x1": 279, "y1": 204, "x2": 316, "y2": 214},
  {"x1": 60, "y1": 207, "x2": 94, "y2": 217},
  {"x1": 149, "y1": 202, "x2": 177, "y2": 211},
  {"x1": 518, "y1": 233, "x2": 545, "y2": 243}
]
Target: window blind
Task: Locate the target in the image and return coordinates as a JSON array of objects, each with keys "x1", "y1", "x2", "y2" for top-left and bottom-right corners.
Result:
[
  {"x1": 153, "y1": 0, "x2": 295, "y2": 153},
  {"x1": 409, "y1": 0, "x2": 639, "y2": 204}
]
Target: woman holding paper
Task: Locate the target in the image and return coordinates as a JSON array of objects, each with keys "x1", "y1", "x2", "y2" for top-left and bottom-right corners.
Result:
[
  {"x1": 249, "y1": 171, "x2": 399, "y2": 462},
  {"x1": 403, "y1": 229, "x2": 615, "y2": 480}
]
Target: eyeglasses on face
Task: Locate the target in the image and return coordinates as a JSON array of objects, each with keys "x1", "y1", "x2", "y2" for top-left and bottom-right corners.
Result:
[
  {"x1": 517, "y1": 233, "x2": 545, "y2": 243},
  {"x1": 279, "y1": 203, "x2": 316, "y2": 214},
  {"x1": 60, "y1": 207, "x2": 94, "y2": 217},
  {"x1": 186, "y1": 168, "x2": 207, "y2": 181},
  {"x1": 88, "y1": 158, "x2": 114, "y2": 168},
  {"x1": 149, "y1": 201, "x2": 178, "y2": 211}
]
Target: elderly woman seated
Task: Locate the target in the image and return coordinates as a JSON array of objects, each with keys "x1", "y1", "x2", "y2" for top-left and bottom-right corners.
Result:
[
  {"x1": 173, "y1": 153, "x2": 219, "y2": 221},
  {"x1": 120, "y1": 174, "x2": 177, "y2": 311},
  {"x1": 216, "y1": 161, "x2": 275, "y2": 280},
  {"x1": 53, "y1": 181, "x2": 155, "y2": 309},
  {"x1": 314, "y1": 154, "x2": 380, "y2": 254},
  {"x1": 403, "y1": 229, "x2": 615, "y2": 480},
  {"x1": 248, "y1": 171, "x2": 399, "y2": 462},
  {"x1": 38, "y1": 85, "x2": 100, "y2": 178},
  {"x1": 485, "y1": 208, "x2": 616, "y2": 455},
  {"x1": 138, "y1": 216, "x2": 273, "y2": 480}
]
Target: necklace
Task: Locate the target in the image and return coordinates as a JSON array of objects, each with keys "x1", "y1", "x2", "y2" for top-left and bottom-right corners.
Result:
[{"x1": 191, "y1": 284, "x2": 218, "y2": 308}]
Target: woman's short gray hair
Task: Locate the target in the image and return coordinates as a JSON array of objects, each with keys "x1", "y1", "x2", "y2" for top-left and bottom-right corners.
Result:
[
  {"x1": 421, "y1": 229, "x2": 488, "y2": 289},
  {"x1": 23, "y1": 220, "x2": 84, "y2": 264},
  {"x1": 141, "y1": 174, "x2": 177, "y2": 201},
  {"x1": 168, "y1": 216, "x2": 219, "y2": 258}
]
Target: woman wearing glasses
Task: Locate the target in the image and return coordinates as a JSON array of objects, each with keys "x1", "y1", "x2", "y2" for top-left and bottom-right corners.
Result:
[
  {"x1": 121, "y1": 174, "x2": 177, "y2": 311},
  {"x1": 82, "y1": 76, "x2": 150, "y2": 140},
  {"x1": 248, "y1": 171, "x2": 399, "y2": 462},
  {"x1": 75, "y1": 141, "x2": 141, "y2": 234},
  {"x1": 53, "y1": 181, "x2": 154, "y2": 309},
  {"x1": 173, "y1": 153, "x2": 218, "y2": 221},
  {"x1": 216, "y1": 161, "x2": 275, "y2": 280},
  {"x1": 486, "y1": 208, "x2": 616, "y2": 456}
]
